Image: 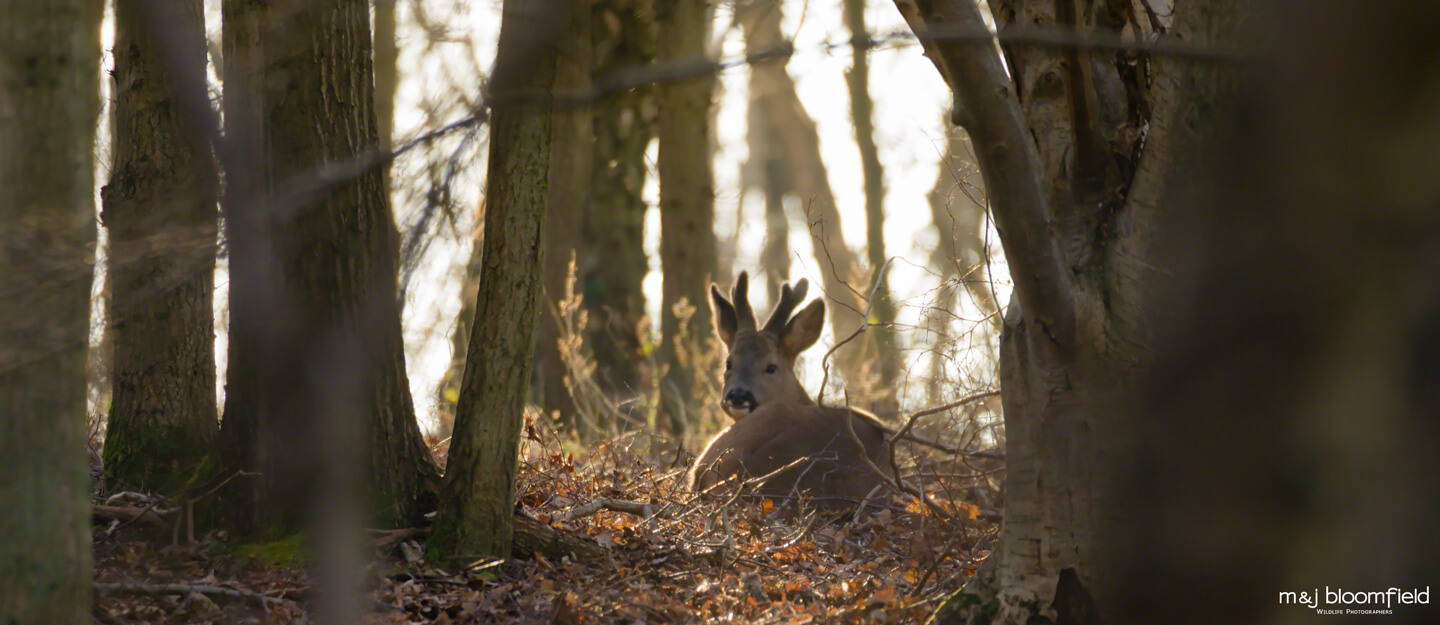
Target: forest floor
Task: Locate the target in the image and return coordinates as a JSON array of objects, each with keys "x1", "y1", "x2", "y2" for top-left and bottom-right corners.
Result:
[{"x1": 90, "y1": 424, "x2": 998, "y2": 624}]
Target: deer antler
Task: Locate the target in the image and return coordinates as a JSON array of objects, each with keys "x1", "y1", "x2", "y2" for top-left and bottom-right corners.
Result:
[
  {"x1": 731, "y1": 271, "x2": 757, "y2": 332},
  {"x1": 762, "y1": 278, "x2": 809, "y2": 335}
]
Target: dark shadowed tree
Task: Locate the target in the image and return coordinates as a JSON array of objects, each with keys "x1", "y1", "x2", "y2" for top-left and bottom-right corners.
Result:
[
  {"x1": 890, "y1": 0, "x2": 1241, "y2": 621},
  {"x1": 1106, "y1": 2, "x2": 1440, "y2": 623},
  {"x1": 538, "y1": 5, "x2": 593, "y2": 425},
  {"x1": 220, "y1": 0, "x2": 438, "y2": 532},
  {"x1": 582, "y1": 0, "x2": 656, "y2": 413},
  {"x1": 101, "y1": 0, "x2": 218, "y2": 495},
  {"x1": 428, "y1": 0, "x2": 568, "y2": 561},
  {"x1": 0, "y1": 0, "x2": 102, "y2": 620},
  {"x1": 655, "y1": 0, "x2": 719, "y2": 434}
]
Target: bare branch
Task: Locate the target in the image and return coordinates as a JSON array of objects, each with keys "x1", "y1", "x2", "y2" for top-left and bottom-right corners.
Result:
[{"x1": 893, "y1": 0, "x2": 1077, "y2": 349}]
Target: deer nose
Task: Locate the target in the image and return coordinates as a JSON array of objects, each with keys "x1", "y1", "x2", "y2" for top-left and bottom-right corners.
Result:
[{"x1": 723, "y1": 389, "x2": 758, "y2": 412}]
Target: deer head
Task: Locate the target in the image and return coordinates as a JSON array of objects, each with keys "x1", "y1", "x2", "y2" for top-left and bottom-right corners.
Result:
[{"x1": 709, "y1": 271, "x2": 826, "y2": 419}]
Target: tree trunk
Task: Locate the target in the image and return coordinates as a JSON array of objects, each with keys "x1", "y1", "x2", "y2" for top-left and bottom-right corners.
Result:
[
  {"x1": 373, "y1": 0, "x2": 397, "y2": 157},
  {"x1": 845, "y1": 0, "x2": 901, "y2": 396},
  {"x1": 582, "y1": 0, "x2": 656, "y2": 411},
  {"x1": 922, "y1": 120, "x2": 998, "y2": 411},
  {"x1": 428, "y1": 0, "x2": 566, "y2": 561},
  {"x1": 0, "y1": 0, "x2": 101, "y2": 620},
  {"x1": 1113, "y1": 3, "x2": 1440, "y2": 622},
  {"x1": 737, "y1": 2, "x2": 790, "y2": 306},
  {"x1": 101, "y1": 0, "x2": 218, "y2": 495},
  {"x1": 220, "y1": 0, "x2": 438, "y2": 532},
  {"x1": 538, "y1": 6, "x2": 593, "y2": 426},
  {"x1": 736, "y1": 0, "x2": 872, "y2": 397},
  {"x1": 891, "y1": 0, "x2": 1237, "y2": 622},
  {"x1": 655, "y1": 0, "x2": 717, "y2": 435},
  {"x1": 436, "y1": 204, "x2": 484, "y2": 440}
]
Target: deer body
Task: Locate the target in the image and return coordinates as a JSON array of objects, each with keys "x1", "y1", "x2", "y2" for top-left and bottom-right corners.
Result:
[{"x1": 687, "y1": 272, "x2": 892, "y2": 509}]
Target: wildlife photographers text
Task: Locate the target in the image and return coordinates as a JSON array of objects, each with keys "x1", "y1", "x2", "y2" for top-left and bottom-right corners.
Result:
[{"x1": 1278, "y1": 587, "x2": 1430, "y2": 615}]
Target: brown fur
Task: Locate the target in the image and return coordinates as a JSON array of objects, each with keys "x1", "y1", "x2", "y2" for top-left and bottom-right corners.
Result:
[{"x1": 687, "y1": 272, "x2": 893, "y2": 510}]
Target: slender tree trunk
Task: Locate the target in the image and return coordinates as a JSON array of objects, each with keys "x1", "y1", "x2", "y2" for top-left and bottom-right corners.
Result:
[
  {"x1": 220, "y1": 0, "x2": 438, "y2": 532},
  {"x1": 436, "y1": 203, "x2": 484, "y2": 440},
  {"x1": 655, "y1": 0, "x2": 717, "y2": 435},
  {"x1": 101, "y1": 0, "x2": 218, "y2": 495},
  {"x1": 845, "y1": 0, "x2": 901, "y2": 394},
  {"x1": 737, "y1": 3, "x2": 790, "y2": 304},
  {"x1": 428, "y1": 0, "x2": 566, "y2": 561},
  {"x1": 923, "y1": 118, "x2": 997, "y2": 404},
  {"x1": 0, "y1": 0, "x2": 101, "y2": 620},
  {"x1": 538, "y1": 8, "x2": 593, "y2": 425},
  {"x1": 582, "y1": 0, "x2": 656, "y2": 408},
  {"x1": 737, "y1": 0, "x2": 871, "y2": 395}
]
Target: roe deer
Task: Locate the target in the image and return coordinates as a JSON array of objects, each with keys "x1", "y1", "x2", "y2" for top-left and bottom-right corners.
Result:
[{"x1": 688, "y1": 272, "x2": 892, "y2": 510}]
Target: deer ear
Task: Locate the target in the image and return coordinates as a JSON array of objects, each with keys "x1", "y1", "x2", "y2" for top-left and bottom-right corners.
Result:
[
  {"x1": 711, "y1": 284, "x2": 738, "y2": 347},
  {"x1": 779, "y1": 299, "x2": 825, "y2": 359}
]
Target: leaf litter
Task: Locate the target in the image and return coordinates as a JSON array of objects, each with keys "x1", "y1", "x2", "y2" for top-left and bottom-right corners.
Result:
[{"x1": 92, "y1": 426, "x2": 997, "y2": 624}]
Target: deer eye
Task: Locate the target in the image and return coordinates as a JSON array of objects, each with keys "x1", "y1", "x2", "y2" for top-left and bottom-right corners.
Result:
[
  {"x1": 725, "y1": 360, "x2": 733, "y2": 372},
  {"x1": 765, "y1": 364, "x2": 779, "y2": 374}
]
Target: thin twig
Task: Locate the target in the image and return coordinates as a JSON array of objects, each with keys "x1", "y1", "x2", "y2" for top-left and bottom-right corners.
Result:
[
  {"x1": 887, "y1": 389, "x2": 1001, "y2": 454},
  {"x1": 841, "y1": 394, "x2": 952, "y2": 521},
  {"x1": 817, "y1": 256, "x2": 896, "y2": 404}
]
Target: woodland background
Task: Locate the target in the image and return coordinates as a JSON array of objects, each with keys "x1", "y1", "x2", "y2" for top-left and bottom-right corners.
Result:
[{"x1": 2, "y1": 0, "x2": 1438, "y2": 624}]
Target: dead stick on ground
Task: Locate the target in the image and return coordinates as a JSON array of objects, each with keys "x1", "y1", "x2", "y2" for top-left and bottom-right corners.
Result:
[
  {"x1": 558, "y1": 497, "x2": 655, "y2": 521},
  {"x1": 94, "y1": 581, "x2": 285, "y2": 607}
]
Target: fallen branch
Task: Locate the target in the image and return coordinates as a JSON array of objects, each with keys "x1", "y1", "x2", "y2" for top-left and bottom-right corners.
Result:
[
  {"x1": 92, "y1": 504, "x2": 173, "y2": 529},
  {"x1": 557, "y1": 497, "x2": 655, "y2": 521},
  {"x1": 513, "y1": 514, "x2": 605, "y2": 561},
  {"x1": 93, "y1": 581, "x2": 284, "y2": 607}
]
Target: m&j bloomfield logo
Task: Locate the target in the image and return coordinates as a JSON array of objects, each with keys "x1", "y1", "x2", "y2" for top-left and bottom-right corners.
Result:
[{"x1": 1278, "y1": 587, "x2": 1430, "y2": 616}]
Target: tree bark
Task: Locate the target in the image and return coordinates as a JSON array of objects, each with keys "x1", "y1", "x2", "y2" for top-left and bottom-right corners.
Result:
[
  {"x1": 436, "y1": 204, "x2": 484, "y2": 440},
  {"x1": 373, "y1": 0, "x2": 397, "y2": 157},
  {"x1": 738, "y1": 3, "x2": 790, "y2": 308},
  {"x1": 655, "y1": 0, "x2": 718, "y2": 435},
  {"x1": 582, "y1": 0, "x2": 656, "y2": 410},
  {"x1": 101, "y1": 0, "x2": 219, "y2": 495},
  {"x1": 845, "y1": 0, "x2": 901, "y2": 394},
  {"x1": 220, "y1": 0, "x2": 438, "y2": 532},
  {"x1": 428, "y1": 0, "x2": 566, "y2": 561},
  {"x1": 736, "y1": 0, "x2": 872, "y2": 396},
  {"x1": 0, "y1": 0, "x2": 102, "y2": 620},
  {"x1": 538, "y1": 5, "x2": 594, "y2": 425},
  {"x1": 892, "y1": 0, "x2": 1238, "y2": 622},
  {"x1": 1114, "y1": 4, "x2": 1440, "y2": 622}
]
